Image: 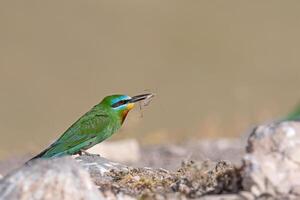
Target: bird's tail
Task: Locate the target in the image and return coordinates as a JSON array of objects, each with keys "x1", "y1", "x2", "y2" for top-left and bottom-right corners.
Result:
[
  {"x1": 25, "y1": 148, "x2": 51, "y2": 165},
  {"x1": 29, "y1": 149, "x2": 49, "y2": 160},
  {"x1": 25, "y1": 143, "x2": 70, "y2": 165}
]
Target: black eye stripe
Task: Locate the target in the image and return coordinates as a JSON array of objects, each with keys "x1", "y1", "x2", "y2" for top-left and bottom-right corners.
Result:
[{"x1": 112, "y1": 99, "x2": 130, "y2": 108}]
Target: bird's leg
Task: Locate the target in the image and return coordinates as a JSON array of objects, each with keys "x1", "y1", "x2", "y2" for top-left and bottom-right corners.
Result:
[{"x1": 81, "y1": 150, "x2": 92, "y2": 156}]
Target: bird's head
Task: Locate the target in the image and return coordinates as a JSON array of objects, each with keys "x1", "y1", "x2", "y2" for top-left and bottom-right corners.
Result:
[{"x1": 101, "y1": 93, "x2": 153, "y2": 123}]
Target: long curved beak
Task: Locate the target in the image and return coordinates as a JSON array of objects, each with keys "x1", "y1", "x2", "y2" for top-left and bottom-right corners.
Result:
[{"x1": 129, "y1": 93, "x2": 154, "y2": 103}]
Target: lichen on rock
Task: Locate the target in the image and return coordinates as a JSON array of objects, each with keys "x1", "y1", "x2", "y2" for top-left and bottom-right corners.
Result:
[{"x1": 86, "y1": 158, "x2": 242, "y2": 199}]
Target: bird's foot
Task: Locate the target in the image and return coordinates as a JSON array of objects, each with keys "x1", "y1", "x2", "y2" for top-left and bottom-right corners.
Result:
[{"x1": 78, "y1": 150, "x2": 100, "y2": 157}]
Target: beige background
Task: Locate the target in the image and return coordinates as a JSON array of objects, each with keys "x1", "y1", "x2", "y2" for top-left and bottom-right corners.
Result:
[{"x1": 1, "y1": 0, "x2": 300, "y2": 158}]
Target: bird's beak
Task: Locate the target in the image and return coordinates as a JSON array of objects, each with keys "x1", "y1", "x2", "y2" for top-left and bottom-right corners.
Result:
[{"x1": 129, "y1": 93, "x2": 154, "y2": 103}]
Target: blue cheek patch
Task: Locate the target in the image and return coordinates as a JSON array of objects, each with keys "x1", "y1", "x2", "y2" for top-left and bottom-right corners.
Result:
[{"x1": 111, "y1": 95, "x2": 130, "y2": 104}]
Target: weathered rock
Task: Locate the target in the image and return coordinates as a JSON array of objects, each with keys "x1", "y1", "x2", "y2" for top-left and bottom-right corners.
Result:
[
  {"x1": 0, "y1": 153, "x2": 243, "y2": 200},
  {"x1": 77, "y1": 154, "x2": 129, "y2": 173},
  {"x1": 198, "y1": 193, "x2": 253, "y2": 200},
  {"x1": 242, "y1": 121, "x2": 300, "y2": 199},
  {"x1": 9, "y1": 120, "x2": 300, "y2": 200},
  {"x1": 76, "y1": 155, "x2": 241, "y2": 199},
  {"x1": 76, "y1": 154, "x2": 130, "y2": 185},
  {"x1": 0, "y1": 157, "x2": 104, "y2": 200}
]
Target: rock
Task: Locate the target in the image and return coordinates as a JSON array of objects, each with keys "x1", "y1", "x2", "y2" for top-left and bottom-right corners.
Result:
[
  {"x1": 10, "y1": 121, "x2": 300, "y2": 200},
  {"x1": 76, "y1": 154, "x2": 130, "y2": 184},
  {"x1": 199, "y1": 194, "x2": 250, "y2": 200},
  {"x1": 0, "y1": 157, "x2": 104, "y2": 200},
  {"x1": 87, "y1": 139, "x2": 141, "y2": 163},
  {"x1": 242, "y1": 121, "x2": 300, "y2": 199},
  {"x1": 76, "y1": 155, "x2": 241, "y2": 199}
]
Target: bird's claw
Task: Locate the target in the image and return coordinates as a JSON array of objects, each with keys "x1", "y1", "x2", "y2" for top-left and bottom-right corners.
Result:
[{"x1": 78, "y1": 150, "x2": 100, "y2": 157}]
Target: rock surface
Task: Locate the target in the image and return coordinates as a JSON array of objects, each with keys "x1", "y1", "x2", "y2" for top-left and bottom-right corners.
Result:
[
  {"x1": 77, "y1": 155, "x2": 242, "y2": 199},
  {"x1": 2, "y1": 121, "x2": 300, "y2": 199},
  {"x1": 0, "y1": 155, "x2": 243, "y2": 200},
  {"x1": 0, "y1": 157, "x2": 104, "y2": 200},
  {"x1": 242, "y1": 121, "x2": 300, "y2": 199}
]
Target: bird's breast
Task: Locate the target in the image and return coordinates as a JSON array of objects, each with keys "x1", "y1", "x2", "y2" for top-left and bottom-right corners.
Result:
[{"x1": 121, "y1": 110, "x2": 130, "y2": 124}]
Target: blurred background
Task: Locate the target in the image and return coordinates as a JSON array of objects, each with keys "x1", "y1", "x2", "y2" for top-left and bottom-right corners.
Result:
[{"x1": 1, "y1": 0, "x2": 300, "y2": 161}]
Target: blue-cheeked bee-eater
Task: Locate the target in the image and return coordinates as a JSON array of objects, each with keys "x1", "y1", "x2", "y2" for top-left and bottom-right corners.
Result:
[{"x1": 29, "y1": 93, "x2": 154, "y2": 161}]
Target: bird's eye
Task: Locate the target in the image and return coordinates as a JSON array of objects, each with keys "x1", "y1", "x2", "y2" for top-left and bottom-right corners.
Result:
[{"x1": 111, "y1": 100, "x2": 128, "y2": 108}]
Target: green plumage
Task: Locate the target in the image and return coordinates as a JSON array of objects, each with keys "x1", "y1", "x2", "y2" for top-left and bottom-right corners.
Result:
[
  {"x1": 30, "y1": 95, "x2": 133, "y2": 160},
  {"x1": 284, "y1": 103, "x2": 300, "y2": 121}
]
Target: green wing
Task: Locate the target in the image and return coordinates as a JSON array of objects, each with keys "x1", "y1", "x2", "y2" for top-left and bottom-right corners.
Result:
[
  {"x1": 284, "y1": 103, "x2": 300, "y2": 121},
  {"x1": 34, "y1": 109, "x2": 111, "y2": 158}
]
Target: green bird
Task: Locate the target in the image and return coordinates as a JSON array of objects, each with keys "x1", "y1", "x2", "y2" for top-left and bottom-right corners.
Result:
[{"x1": 29, "y1": 93, "x2": 153, "y2": 160}]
